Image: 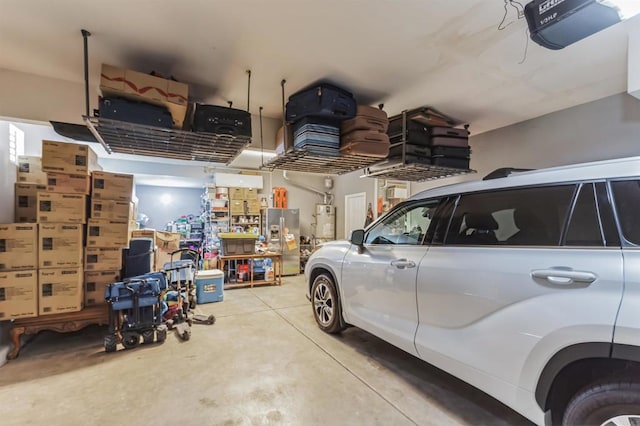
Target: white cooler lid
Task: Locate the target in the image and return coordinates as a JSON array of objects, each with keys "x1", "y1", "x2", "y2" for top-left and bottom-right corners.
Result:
[{"x1": 196, "y1": 269, "x2": 224, "y2": 278}]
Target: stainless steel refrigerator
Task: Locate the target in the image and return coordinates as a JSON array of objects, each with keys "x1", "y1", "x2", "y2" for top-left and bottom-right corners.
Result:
[{"x1": 265, "y1": 208, "x2": 300, "y2": 276}]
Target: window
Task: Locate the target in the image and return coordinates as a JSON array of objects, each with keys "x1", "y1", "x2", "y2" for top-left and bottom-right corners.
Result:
[
  {"x1": 8, "y1": 124, "x2": 25, "y2": 164},
  {"x1": 564, "y1": 184, "x2": 604, "y2": 246},
  {"x1": 611, "y1": 180, "x2": 640, "y2": 245},
  {"x1": 365, "y1": 200, "x2": 440, "y2": 245},
  {"x1": 445, "y1": 185, "x2": 575, "y2": 246}
]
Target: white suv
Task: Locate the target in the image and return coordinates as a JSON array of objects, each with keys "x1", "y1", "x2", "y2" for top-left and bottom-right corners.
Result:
[{"x1": 305, "y1": 157, "x2": 640, "y2": 426}]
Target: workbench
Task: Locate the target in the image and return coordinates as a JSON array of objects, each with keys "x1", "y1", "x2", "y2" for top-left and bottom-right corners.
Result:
[{"x1": 218, "y1": 253, "x2": 282, "y2": 289}]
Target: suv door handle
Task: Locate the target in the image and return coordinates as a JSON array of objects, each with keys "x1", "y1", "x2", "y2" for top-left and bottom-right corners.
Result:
[
  {"x1": 531, "y1": 268, "x2": 597, "y2": 285},
  {"x1": 390, "y1": 259, "x2": 416, "y2": 269}
]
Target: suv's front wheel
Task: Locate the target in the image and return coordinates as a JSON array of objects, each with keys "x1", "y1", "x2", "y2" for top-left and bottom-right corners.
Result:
[
  {"x1": 311, "y1": 273, "x2": 345, "y2": 334},
  {"x1": 563, "y1": 381, "x2": 640, "y2": 425}
]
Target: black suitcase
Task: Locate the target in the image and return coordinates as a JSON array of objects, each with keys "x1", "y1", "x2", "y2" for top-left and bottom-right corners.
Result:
[
  {"x1": 388, "y1": 107, "x2": 464, "y2": 128},
  {"x1": 389, "y1": 144, "x2": 470, "y2": 159},
  {"x1": 388, "y1": 118, "x2": 469, "y2": 139},
  {"x1": 192, "y1": 104, "x2": 252, "y2": 137},
  {"x1": 432, "y1": 156, "x2": 470, "y2": 169},
  {"x1": 286, "y1": 83, "x2": 357, "y2": 123},
  {"x1": 99, "y1": 97, "x2": 174, "y2": 128}
]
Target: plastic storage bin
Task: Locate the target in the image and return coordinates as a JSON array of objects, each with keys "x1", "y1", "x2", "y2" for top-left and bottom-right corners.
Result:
[
  {"x1": 195, "y1": 269, "x2": 224, "y2": 303},
  {"x1": 218, "y1": 233, "x2": 258, "y2": 255}
]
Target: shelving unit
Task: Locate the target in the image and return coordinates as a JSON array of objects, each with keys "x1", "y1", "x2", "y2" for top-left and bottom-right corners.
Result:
[
  {"x1": 85, "y1": 116, "x2": 251, "y2": 164},
  {"x1": 363, "y1": 159, "x2": 476, "y2": 181},
  {"x1": 264, "y1": 146, "x2": 385, "y2": 175},
  {"x1": 230, "y1": 214, "x2": 262, "y2": 233}
]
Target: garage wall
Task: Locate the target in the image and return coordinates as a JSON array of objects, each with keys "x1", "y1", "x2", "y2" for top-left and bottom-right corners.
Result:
[{"x1": 135, "y1": 185, "x2": 203, "y2": 231}]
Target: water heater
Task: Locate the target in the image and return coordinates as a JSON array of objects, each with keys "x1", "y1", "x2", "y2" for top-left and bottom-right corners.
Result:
[{"x1": 315, "y1": 204, "x2": 336, "y2": 240}]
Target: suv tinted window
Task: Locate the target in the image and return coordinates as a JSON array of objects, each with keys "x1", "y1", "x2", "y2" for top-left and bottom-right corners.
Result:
[
  {"x1": 611, "y1": 180, "x2": 640, "y2": 245},
  {"x1": 564, "y1": 183, "x2": 604, "y2": 246},
  {"x1": 365, "y1": 200, "x2": 440, "y2": 245},
  {"x1": 445, "y1": 185, "x2": 575, "y2": 246}
]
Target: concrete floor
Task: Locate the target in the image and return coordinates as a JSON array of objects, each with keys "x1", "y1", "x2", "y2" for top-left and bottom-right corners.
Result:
[{"x1": 0, "y1": 275, "x2": 532, "y2": 426}]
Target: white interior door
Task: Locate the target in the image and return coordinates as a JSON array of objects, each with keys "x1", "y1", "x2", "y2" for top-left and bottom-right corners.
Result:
[{"x1": 345, "y1": 192, "x2": 367, "y2": 239}]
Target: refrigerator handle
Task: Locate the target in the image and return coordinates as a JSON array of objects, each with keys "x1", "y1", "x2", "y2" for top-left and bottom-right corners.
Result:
[{"x1": 280, "y1": 216, "x2": 285, "y2": 252}]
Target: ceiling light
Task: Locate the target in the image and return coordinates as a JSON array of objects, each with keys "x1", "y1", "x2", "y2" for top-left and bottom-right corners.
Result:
[{"x1": 525, "y1": 0, "x2": 633, "y2": 50}]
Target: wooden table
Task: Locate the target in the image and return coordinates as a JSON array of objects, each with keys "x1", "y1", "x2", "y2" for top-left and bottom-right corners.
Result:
[
  {"x1": 218, "y1": 253, "x2": 282, "y2": 289},
  {"x1": 7, "y1": 304, "x2": 109, "y2": 360}
]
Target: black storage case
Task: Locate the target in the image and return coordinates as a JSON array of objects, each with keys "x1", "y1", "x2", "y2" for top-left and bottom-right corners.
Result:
[
  {"x1": 99, "y1": 97, "x2": 174, "y2": 129},
  {"x1": 192, "y1": 104, "x2": 252, "y2": 137},
  {"x1": 285, "y1": 83, "x2": 356, "y2": 123}
]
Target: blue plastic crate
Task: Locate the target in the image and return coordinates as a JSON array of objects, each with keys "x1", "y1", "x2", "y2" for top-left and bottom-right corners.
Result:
[{"x1": 195, "y1": 269, "x2": 224, "y2": 304}]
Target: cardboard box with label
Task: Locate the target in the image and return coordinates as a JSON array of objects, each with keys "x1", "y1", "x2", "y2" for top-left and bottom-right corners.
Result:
[
  {"x1": 84, "y1": 247, "x2": 122, "y2": 271},
  {"x1": 0, "y1": 224, "x2": 38, "y2": 271},
  {"x1": 91, "y1": 171, "x2": 134, "y2": 201},
  {"x1": 90, "y1": 199, "x2": 132, "y2": 221},
  {"x1": 15, "y1": 183, "x2": 46, "y2": 223},
  {"x1": 41, "y1": 140, "x2": 100, "y2": 175},
  {"x1": 17, "y1": 156, "x2": 47, "y2": 185},
  {"x1": 86, "y1": 219, "x2": 129, "y2": 248},
  {"x1": 46, "y1": 172, "x2": 91, "y2": 194},
  {"x1": 39, "y1": 223, "x2": 83, "y2": 269},
  {"x1": 38, "y1": 267, "x2": 83, "y2": 315},
  {"x1": 99, "y1": 64, "x2": 188, "y2": 128},
  {"x1": 0, "y1": 270, "x2": 38, "y2": 320},
  {"x1": 84, "y1": 270, "x2": 120, "y2": 306},
  {"x1": 37, "y1": 192, "x2": 86, "y2": 224}
]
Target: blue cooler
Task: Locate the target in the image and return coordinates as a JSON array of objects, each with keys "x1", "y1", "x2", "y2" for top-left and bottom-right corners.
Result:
[{"x1": 195, "y1": 269, "x2": 224, "y2": 304}]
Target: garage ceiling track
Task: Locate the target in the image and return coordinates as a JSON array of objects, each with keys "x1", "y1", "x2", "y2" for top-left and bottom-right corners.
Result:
[{"x1": 85, "y1": 117, "x2": 250, "y2": 164}]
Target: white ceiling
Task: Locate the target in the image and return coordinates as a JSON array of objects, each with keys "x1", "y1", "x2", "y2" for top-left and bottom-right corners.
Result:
[{"x1": 1, "y1": 0, "x2": 637, "y2": 136}]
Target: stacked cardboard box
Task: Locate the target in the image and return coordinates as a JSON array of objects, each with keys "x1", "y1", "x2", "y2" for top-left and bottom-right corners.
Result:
[
  {"x1": 84, "y1": 171, "x2": 135, "y2": 305},
  {"x1": 0, "y1": 224, "x2": 38, "y2": 320},
  {"x1": 37, "y1": 140, "x2": 99, "y2": 315}
]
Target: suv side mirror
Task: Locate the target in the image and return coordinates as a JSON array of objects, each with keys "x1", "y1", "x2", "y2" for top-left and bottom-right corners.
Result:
[{"x1": 350, "y1": 229, "x2": 365, "y2": 246}]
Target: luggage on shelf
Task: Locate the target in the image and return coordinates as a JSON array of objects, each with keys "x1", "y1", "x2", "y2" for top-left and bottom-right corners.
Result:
[
  {"x1": 192, "y1": 104, "x2": 252, "y2": 137},
  {"x1": 341, "y1": 105, "x2": 389, "y2": 134},
  {"x1": 388, "y1": 107, "x2": 465, "y2": 129},
  {"x1": 285, "y1": 83, "x2": 357, "y2": 123},
  {"x1": 339, "y1": 130, "x2": 390, "y2": 158},
  {"x1": 388, "y1": 144, "x2": 471, "y2": 159},
  {"x1": 388, "y1": 119, "x2": 469, "y2": 140},
  {"x1": 98, "y1": 97, "x2": 174, "y2": 128},
  {"x1": 431, "y1": 156, "x2": 470, "y2": 169},
  {"x1": 293, "y1": 118, "x2": 340, "y2": 150}
]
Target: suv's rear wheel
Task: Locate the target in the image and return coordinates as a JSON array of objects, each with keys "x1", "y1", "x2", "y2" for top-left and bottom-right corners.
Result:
[
  {"x1": 563, "y1": 381, "x2": 640, "y2": 425},
  {"x1": 311, "y1": 273, "x2": 345, "y2": 334}
]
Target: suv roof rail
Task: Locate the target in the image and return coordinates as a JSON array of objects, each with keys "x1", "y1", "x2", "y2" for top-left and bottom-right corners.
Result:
[{"x1": 482, "y1": 167, "x2": 535, "y2": 180}]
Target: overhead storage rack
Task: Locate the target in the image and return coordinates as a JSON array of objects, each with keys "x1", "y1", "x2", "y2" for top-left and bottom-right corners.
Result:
[
  {"x1": 362, "y1": 159, "x2": 475, "y2": 181},
  {"x1": 263, "y1": 146, "x2": 384, "y2": 175},
  {"x1": 85, "y1": 117, "x2": 251, "y2": 164}
]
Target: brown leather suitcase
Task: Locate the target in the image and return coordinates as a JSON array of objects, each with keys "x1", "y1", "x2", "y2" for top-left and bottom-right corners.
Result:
[
  {"x1": 341, "y1": 105, "x2": 389, "y2": 134},
  {"x1": 339, "y1": 131, "x2": 390, "y2": 157}
]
